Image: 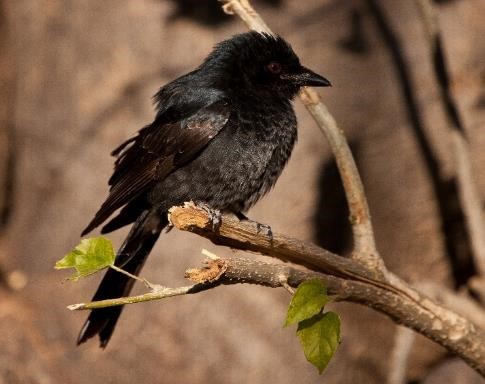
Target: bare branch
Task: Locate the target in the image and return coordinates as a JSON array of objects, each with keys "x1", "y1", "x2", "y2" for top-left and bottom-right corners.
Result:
[
  {"x1": 168, "y1": 203, "x2": 389, "y2": 289},
  {"x1": 418, "y1": 282, "x2": 485, "y2": 330},
  {"x1": 68, "y1": 284, "x2": 198, "y2": 310},
  {"x1": 221, "y1": 0, "x2": 272, "y2": 34},
  {"x1": 168, "y1": 203, "x2": 485, "y2": 375},
  {"x1": 68, "y1": 257, "x2": 323, "y2": 311},
  {"x1": 220, "y1": 0, "x2": 383, "y2": 273},
  {"x1": 70, "y1": 235, "x2": 485, "y2": 375}
]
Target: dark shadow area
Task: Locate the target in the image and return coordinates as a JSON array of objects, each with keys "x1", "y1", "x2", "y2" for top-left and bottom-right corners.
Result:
[
  {"x1": 0, "y1": 125, "x2": 16, "y2": 231},
  {"x1": 0, "y1": 0, "x2": 15, "y2": 232},
  {"x1": 365, "y1": 0, "x2": 475, "y2": 287},
  {"x1": 432, "y1": 34, "x2": 465, "y2": 133},
  {"x1": 433, "y1": 0, "x2": 457, "y2": 4},
  {"x1": 0, "y1": 267, "x2": 10, "y2": 290},
  {"x1": 165, "y1": 0, "x2": 283, "y2": 26},
  {"x1": 313, "y1": 142, "x2": 357, "y2": 256},
  {"x1": 474, "y1": 92, "x2": 485, "y2": 110},
  {"x1": 338, "y1": 7, "x2": 371, "y2": 55}
]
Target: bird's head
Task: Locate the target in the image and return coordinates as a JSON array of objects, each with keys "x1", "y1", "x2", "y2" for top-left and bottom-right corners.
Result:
[{"x1": 203, "y1": 32, "x2": 331, "y2": 99}]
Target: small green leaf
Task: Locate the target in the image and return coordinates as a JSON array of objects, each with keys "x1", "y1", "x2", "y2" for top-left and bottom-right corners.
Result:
[
  {"x1": 285, "y1": 279, "x2": 330, "y2": 326},
  {"x1": 297, "y1": 312, "x2": 341, "y2": 374},
  {"x1": 55, "y1": 237, "x2": 115, "y2": 281}
]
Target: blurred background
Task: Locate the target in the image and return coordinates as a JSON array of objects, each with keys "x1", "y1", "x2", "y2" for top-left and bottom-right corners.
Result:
[{"x1": 0, "y1": 0, "x2": 484, "y2": 383}]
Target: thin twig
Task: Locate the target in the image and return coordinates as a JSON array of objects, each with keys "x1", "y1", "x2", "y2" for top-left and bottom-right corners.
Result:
[
  {"x1": 220, "y1": 0, "x2": 384, "y2": 274},
  {"x1": 110, "y1": 265, "x2": 144, "y2": 283},
  {"x1": 280, "y1": 280, "x2": 295, "y2": 295},
  {"x1": 69, "y1": 258, "x2": 315, "y2": 310},
  {"x1": 68, "y1": 285, "x2": 197, "y2": 310},
  {"x1": 111, "y1": 265, "x2": 156, "y2": 290}
]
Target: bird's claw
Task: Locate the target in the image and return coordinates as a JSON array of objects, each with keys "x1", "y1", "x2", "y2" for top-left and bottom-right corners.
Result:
[
  {"x1": 210, "y1": 210, "x2": 222, "y2": 232},
  {"x1": 257, "y1": 223, "x2": 273, "y2": 242},
  {"x1": 198, "y1": 203, "x2": 222, "y2": 232}
]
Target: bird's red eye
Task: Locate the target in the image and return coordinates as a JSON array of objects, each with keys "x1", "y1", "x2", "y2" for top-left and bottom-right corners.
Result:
[{"x1": 267, "y1": 62, "x2": 282, "y2": 74}]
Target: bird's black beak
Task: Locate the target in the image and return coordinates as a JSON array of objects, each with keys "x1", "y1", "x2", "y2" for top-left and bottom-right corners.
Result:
[{"x1": 285, "y1": 66, "x2": 331, "y2": 87}]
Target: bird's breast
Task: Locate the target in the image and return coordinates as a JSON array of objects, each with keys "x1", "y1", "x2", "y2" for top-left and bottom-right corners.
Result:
[
  {"x1": 218, "y1": 102, "x2": 298, "y2": 210},
  {"x1": 152, "y1": 101, "x2": 297, "y2": 212}
]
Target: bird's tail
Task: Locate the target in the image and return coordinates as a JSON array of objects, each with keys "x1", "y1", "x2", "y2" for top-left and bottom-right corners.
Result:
[{"x1": 77, "y1": 209, "x2": 167, "y2": 348}]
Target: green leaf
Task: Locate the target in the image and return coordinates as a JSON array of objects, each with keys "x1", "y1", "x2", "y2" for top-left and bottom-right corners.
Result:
[
  {"x1": 55, "y1": 237, "x2": 115, "y2": 281},
  {"x1": 285, "y1": 279, "x2": 330, "y2": 327},
  {"x1": 297, "y1": 312, "x2": 341, "y2": 374}
]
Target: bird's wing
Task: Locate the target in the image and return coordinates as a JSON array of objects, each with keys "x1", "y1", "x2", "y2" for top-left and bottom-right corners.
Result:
[{"x1": 81, "y1": 99, "x2": 230, "y2": 235}]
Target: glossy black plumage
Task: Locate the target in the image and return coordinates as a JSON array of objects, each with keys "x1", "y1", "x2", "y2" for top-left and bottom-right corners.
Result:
[{"x1": 78, "y1": 31, "x2": 330, "y2": 347}]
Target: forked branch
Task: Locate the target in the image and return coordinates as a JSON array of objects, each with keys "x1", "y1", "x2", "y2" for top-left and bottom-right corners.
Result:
[{"x1": 221, "y1": 0, "x2": 383, "y2": 273}]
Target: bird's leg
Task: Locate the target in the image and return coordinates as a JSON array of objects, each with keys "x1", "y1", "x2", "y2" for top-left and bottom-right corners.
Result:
[
  {"x1": 234, "y1": 211, "x2": 249, "y2": 221},
  {"x1": 235, "y1": 211, "x2": 273, "y2": 243},
  {"x1": 197, "y1": 202, "x2": 222, "y2": 232}
]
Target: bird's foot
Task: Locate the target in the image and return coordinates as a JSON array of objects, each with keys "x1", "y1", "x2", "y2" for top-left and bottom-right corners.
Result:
[
  {"x1": 235, "y1": 211, "x2": 273, "y2": 243},
  {"x1": 257, "y1": 223, "x2": 273, "y2": 242},
  {"x1": 210, "y1": 210, "x2": 222, "y2": 232},
  {"x1": 198, "y1": 203, "x2": 222, "y2": 232}
]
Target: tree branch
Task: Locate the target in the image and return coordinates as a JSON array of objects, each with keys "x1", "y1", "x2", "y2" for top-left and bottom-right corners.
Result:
[
  {"x1": 70, "y1": 221, "x2": 485, "y2": 375},
  {"x1": 69, "y1": 200, "x2": 485, "y2": 374},
  {"x1": 168, "y1": 203, "x2": 379, "y2": 283},
  {"x1": 220, "y1": 0, "x2": 383, "y2": 273},
  {"x1": 167, "y1": 203, "x2": 485, "y2": 376}
]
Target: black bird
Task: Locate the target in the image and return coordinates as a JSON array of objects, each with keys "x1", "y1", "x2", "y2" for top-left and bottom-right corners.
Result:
[{"x1": 78, "y1": 31, "x2": 331, "y2": 347}]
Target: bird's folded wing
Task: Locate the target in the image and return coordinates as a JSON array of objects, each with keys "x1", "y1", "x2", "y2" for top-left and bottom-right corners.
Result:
[{"x1": 81, "y1": 99, "x2": 230, "y2": 235}]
